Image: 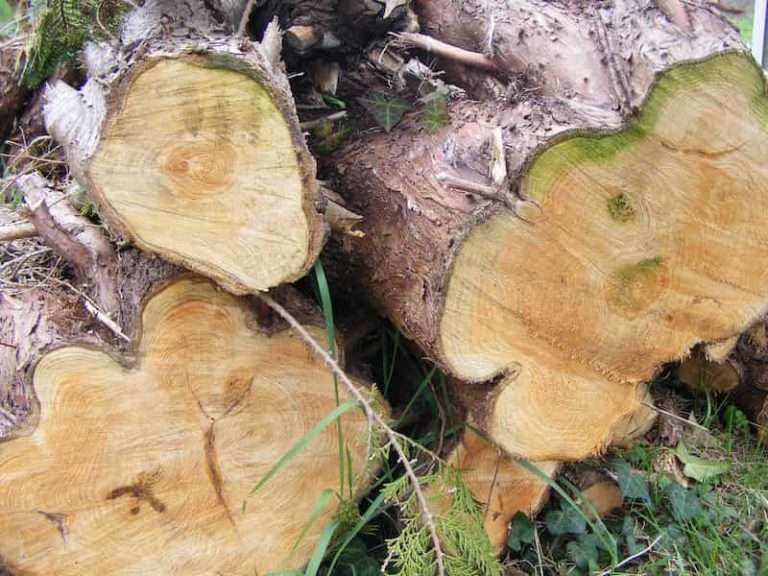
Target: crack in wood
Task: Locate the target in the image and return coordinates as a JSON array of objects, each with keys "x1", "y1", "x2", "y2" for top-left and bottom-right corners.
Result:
[
  {"x1": 36, "y1": 509, "x2": 68, "y2": 543},
  {"x1": 204, "y1": 423, "x2": 237, "y2": 530}
]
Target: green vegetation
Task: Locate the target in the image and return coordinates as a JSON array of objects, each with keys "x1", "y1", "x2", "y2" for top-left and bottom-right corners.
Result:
[
  {"x1": 607, "y1": 193, "x2": 636, "y2": 223},
  {"x1": 506, "y1": 381, "x2": 768, "y2": 575}
]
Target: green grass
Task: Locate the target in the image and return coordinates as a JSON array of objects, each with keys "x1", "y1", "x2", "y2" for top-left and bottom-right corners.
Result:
[
  {"x1": 505, "y1": 391, "x2": 768, "y2": 576},
  {"x1": 255, "y1": 267, "x2": 768, "y2": 575},
  {"x1": 731, "y1": 16, "x2": 754, "y2": 44}
]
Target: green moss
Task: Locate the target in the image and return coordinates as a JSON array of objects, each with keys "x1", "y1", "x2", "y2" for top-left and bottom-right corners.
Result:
[
  {"x1": 523, "y1": 52, "x2": 765, "y2": 202},
  {"x1": 610, "y1": 257, "x2": 664, "y2": 310},
  {"x1": 617, "y1": 257, "x2": 663, "y2": 284},
  {"x1": 607, "y1": 193, "x2": 635, "y2": 223}
]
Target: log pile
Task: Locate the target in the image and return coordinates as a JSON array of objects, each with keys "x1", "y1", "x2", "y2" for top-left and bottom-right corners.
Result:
[{"x1": 1, "y1": 0, "x2": 768, "y2": 572}]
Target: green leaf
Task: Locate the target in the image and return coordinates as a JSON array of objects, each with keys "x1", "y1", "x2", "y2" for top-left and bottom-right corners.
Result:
[
  {"x1": 567, "y1": 534, "x2": 600, "y2": 569},
  {"x1": 545, "y1": 505, "x2": 587, "y2": 536},
  {"x1": 675, "y1": 442, "x2": 730, "y2": 483},
  {"x1": 421, "y1": 93, "x2": 449, "y2": 133},
  {"x1": 611, "y1": 459, "x2": 652, "y2": 505},
  {"x1": 304, "y1": 520, "x2": 339, "y2": 576},
  {"x1": 359, "y1": 93, "x2": 410, "y2": 132},
  {"x1": 622, "y1": 516, "x2": 644, "y2": 556},
  {"x1": 664, "y1": 481, "x2": 702, "y2": 522},
  {"x1": 507, "y1": 512, "x2": 535, "y2": 552},
  {"x1": 245, "y1": 399, "x2": 360, "y2": 505}
]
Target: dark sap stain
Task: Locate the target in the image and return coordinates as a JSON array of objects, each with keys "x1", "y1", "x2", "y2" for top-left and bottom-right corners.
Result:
[{"x1": 107, "y1": 469, "x2": 167, "y2": 515}]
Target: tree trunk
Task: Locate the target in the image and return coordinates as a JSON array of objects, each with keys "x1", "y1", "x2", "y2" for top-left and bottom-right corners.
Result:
[
  {"x1": 43, "y1": 0, "x2": 326, "y2": 295},
  {"x1": 0, "y1": 273, "x2": 379, "y2": 575},
  {"x1": 331, "y1": 0, "x2": 768, "y2": 461}
]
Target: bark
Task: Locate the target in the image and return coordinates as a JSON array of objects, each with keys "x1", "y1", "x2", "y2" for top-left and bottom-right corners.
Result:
[
  {"x1": 43, "y1": 0, "x2": 326, "y2": 294},
  {"x1": 0, "y1": 41, "x2": 29, "y2": 145},
  {"x1": 0, "y1": 274, "x2": 379, "y2": 575},
  {"x1": 331, "y1": 0, "x2": 762, "y2": 460}
]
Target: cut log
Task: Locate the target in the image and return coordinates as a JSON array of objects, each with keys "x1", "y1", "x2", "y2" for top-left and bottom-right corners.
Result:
[
  {"x1": 43, "y1": 0, "x2": 325, "y2": 294},
  {"x1": 332, "y1": 0, "x2": 767, "y2": 460},
  {"x1": 0, "y1": 275, "x2": 379, "y2": 575},
  {"x1": 445, "y1": 429, "x2": 557, "y2": 554}
]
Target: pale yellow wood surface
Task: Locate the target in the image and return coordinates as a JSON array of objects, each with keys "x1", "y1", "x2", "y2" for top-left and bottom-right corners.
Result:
[
  {"x1": 0, "y1": 277, "x2": 372, "y2": 575},
  {"x1": 447, "y1": 429, "x2": 557, "y2": 553},
  {"x1": 441, "y1": 54, "x2": 768, "y2": 459},
  {"x1": 89, "y1": 58, "x2": 317, "y2": 293}
]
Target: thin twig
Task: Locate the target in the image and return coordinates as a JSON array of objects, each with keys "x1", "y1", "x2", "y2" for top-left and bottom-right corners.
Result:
[
  {"x1": 255, "y1": 292, "x2": 446, "y2": 576},
  {"x1": 391, "y1": 32, "x2": 497, "y2": 71},
  {"x1": 236, "y1": 0, "x2": 258, "y2": 38},
  {"x1": 641, "y1": 401, "x2": 711, "y2": 432},
  {"x1": 598, "y1": 534, "x2": 664, "y2": 575},
  {"x1": 300, "y1": 111, "x2": 348, "y2": 130}
]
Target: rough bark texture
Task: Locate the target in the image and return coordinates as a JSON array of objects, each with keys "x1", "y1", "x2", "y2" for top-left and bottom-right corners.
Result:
[
  {"x1": 43, "y1": 0, "x2": 326, "y2": 294},
  {"x1": 0, "y1": 42, "x2": 28, "y2": 145},
  {"x1": 0, "y1": 275, "x2": 378, "y2": 575},
  {"x1": 0, "y1": 245, "x2": 178, "y2": 441},
  {"x1": 331, "y1": 0, "x2": 763, "y2": 460}
]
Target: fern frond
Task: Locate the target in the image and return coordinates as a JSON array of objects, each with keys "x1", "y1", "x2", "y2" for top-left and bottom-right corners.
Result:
[{"x1": 24, "y1": 0, "x2": 125, "y2": 87}]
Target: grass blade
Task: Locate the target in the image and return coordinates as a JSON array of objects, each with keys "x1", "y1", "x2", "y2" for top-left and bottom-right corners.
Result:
[
  {"x1": 304, "y1": 520, "x2": 339, "y2": 576},
  {"x1": 326, "y1": 491, "x2": 388, "y2": 574},
  {"x1": 245, "y1": 399, "x2": 360, "y2": 504},
  {"x1": 290, "y1": 488, "x2": 336, "y2": 555}
]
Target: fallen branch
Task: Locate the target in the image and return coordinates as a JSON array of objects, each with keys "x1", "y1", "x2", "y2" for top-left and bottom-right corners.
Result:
[
  {"x1": 16, "y1": 173, "x2": 119, "y2": 317},
  {"x1": 391, "y1": 32, "x2": 498, "y2": 71},
  {"x1": 0, "y1": 221, "x2": 37, "y2": 242},
  {"x1": 254, "y1": 292, "x2": 447, "y2": 576},
  {"x1": 300, "y1": 111, "x2": 348, "y2": 131}
]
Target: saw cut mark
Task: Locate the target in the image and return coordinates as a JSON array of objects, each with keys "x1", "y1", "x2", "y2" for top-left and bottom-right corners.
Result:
[
  {"x1": 0, "y1": 277, "x2": 372, "y2": 576},
  {"x1": 440, "y1": 53, "x2": 768, "y2": 459}
]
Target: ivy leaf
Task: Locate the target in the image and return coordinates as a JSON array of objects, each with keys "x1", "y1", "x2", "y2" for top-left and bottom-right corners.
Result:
[
  {"x1": 664, "y1": 481, "x2": 702, "y2": 522},
  {"x1": 566, "y1": 534, "x2": 600, "y2": 570},
  {"x1": 610, "y1": 459, "x2": 652, "y2": 505},
  {"x1": 359, "y1": 93, "x2": 410, "y2": 132},
  {"x1": 675, "y1": 442, "x2": 730, "y2": 483},
  {"x1": 507, "y1": 512, "x2": 535, "y2": 552},
  {"x1": 622, "y1": 516, "x2": 645, "y2": 556},
  {"x1": 544, "y1": 505, "x2": 587, "y2": 536},
  {"x1": 421, "y1": 93, "x2": 449, "y2": 133}
]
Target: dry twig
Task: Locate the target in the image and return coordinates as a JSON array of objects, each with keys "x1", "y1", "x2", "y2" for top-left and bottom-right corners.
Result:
[{"x1": 254, "y1": 292, "x2": 447, "y2": 576}]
